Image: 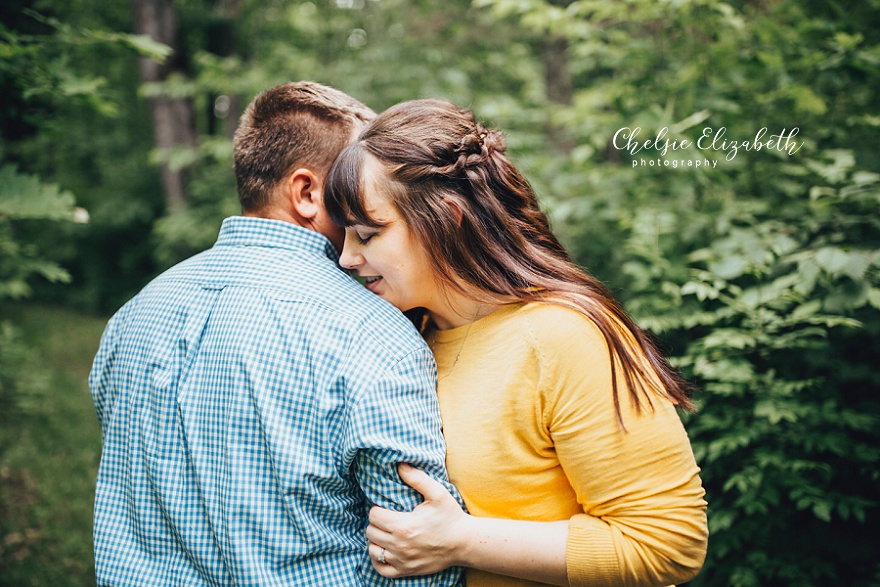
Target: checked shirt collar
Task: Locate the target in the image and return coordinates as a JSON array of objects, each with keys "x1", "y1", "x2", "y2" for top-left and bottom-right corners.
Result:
[{"x1": 214, "y1": 216, "x2": 340, "y2": 264}]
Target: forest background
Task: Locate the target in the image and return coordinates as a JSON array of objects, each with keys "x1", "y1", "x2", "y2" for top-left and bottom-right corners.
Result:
[{"x1": 1, "y1": 0, "x2": 878, "y2": 585}]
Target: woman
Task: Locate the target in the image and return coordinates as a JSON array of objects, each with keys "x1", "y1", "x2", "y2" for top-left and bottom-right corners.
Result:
[{"x1": 324, "y1": 99, "x2": 708, "y2": 587}]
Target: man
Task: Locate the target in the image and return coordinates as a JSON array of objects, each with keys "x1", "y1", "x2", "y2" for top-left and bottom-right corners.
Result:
[{"x1": 89, "y1": 82, "x2": 462, "y2": 586}]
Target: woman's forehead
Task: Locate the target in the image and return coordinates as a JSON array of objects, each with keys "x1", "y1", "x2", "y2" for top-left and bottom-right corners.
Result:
[
  {"x1": 339, "y1": 163, "x2": 392, "y2": 228},
  {"x1": 360, "y1": 159, "x2": 395, "y2": 209}
]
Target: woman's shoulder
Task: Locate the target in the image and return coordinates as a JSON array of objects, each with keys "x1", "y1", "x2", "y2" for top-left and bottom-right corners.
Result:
[{"x1": 516, "y1": 301, "x2": 610, "y2": 357}]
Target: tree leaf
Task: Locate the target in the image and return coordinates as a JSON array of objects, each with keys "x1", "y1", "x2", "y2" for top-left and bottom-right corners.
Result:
[{"x1": 0, "y1": 165, "x2": 78, "y2": 221}]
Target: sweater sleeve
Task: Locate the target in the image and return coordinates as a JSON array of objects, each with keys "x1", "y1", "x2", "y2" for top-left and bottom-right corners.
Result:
[{"x1": 531, "y1": 310, "x2": 708, "y2": 587}]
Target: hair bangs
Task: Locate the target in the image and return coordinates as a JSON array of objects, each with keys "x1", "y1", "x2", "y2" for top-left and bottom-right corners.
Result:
[{"x1": 324, "y1": 142, "x2": 377, "y2": 228}]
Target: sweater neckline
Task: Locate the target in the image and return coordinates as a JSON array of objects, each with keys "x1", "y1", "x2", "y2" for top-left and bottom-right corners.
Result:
[{"x1": 426, "y1": 302, "x2": 526, "y2": 344}]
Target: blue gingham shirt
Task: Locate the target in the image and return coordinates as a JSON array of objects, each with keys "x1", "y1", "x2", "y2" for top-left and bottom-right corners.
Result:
[{"x1": 90, "y1": 217, "x2": 463, "y2": 587}]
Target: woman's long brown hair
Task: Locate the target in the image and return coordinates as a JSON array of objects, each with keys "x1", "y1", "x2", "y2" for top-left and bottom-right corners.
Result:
[{"x1": 325, "y1": 98, "x2": 694, "y2": 426}]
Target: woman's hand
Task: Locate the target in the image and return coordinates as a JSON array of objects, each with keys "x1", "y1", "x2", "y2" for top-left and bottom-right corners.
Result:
[
  {"x1": 366, "y1": 463, "x2": 471, "y2": 577},
  {"x1": 369, "y1": 463, "x2": 569, "y2": 584}
]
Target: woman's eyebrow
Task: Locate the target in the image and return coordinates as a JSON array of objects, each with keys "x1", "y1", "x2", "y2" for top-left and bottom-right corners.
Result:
[{"x1": 351, "y1": 214, "x2": 391, "y2": 228}]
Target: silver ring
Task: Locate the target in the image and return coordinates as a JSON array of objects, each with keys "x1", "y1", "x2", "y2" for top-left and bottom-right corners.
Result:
[{"x1": 378, "y1": 548, "x2": 386, "y2": 564}]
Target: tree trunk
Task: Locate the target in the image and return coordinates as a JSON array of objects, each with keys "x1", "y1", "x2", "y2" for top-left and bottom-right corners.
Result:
[
  {"x1": 542, "y1": 35, "x2": 576, "y2": 154},
  {"x1": 133, "y1": 0, "x2": 196, "y2": 212},
  {"x1": 541, "y1": 0, "x2": 577, "y2": 154},
  {"x1": 204, "y1": 0, "x2": 242, "y2": 140}
]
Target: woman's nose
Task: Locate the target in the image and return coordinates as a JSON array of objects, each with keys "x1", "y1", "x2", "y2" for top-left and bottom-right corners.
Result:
[{"x1": 338, "y1": 234, "x2": 361, "y2": 270}]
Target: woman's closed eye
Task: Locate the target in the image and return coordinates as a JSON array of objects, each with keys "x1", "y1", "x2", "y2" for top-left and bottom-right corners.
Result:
[{"x1": 351, "y1": 228, "x2": 379, "y2": 245}]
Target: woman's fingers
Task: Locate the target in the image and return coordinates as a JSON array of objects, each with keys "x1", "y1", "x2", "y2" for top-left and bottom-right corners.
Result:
[
  {"x1": 369, "y1": 541, "x2": 391, "y2": 565},
  {"x1": 370, "y1": 461, "x2": 460, "y2": 531},
  {"x1": 369, "y1": 542, "x2": 401, "y2": 578},
  {"x1": 397, "y1": 463, "x2": 450, "y2": 502},
  {"x1": 369, "y1": 503, "x2": 407, "y2": 533},
  {"x1": 365, "y1": 513, "x2": 394, "y2": 545},
  {"x1": 365, "y1": 463, "x2": 467, "y2": 577}
]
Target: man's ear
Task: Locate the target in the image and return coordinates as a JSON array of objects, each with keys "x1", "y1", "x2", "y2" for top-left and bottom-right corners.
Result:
[{"x1": 283, "y1": 168, "x2": 322, "y2": 221}]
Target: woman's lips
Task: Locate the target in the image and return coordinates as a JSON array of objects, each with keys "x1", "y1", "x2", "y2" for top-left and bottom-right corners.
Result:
[{"x1": 363, "y1": 275, "x2": 382, "y2": 292}]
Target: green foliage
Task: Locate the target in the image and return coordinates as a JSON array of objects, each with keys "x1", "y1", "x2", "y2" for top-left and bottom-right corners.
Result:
[
  {"x1": 0, "y1": 163, "x2": 81, "y2": 436},
  {"x1": 141, "y1": 0, "x2": 540, "y2": 269},
  {"x1": 0, "y1": 304, "x2": 104, "y2": 587},
  {"x1": 0, "y1": 13, "x2": 170, "y2": 584},
  {"x1": 1, "y1": 0, "x2": 878, "y2": 585},
  {"x1": 0, "y1": 321, "x2": 29, "y2": 455},
  {"x1": 669, "y1": 165, "x2": 880, "y2": 586},
  {"x1": 0, "y1": 165, "x2": 80, "y2": 299},
  {"x1": 0, "y1": 166, "x2": 86, "y2": 582},
  {"x1": 2, "y1": 1, "x2": 172, "y2": 311},
  {"x1": 478, "y1": 1, "x2": 880, "y2": 584},
  {"x1": 1, "y1": 7, "x2": 169, "y2": 117},
  {"x1": 0, "y1": 0, "x2": 173, "y2": 456}
]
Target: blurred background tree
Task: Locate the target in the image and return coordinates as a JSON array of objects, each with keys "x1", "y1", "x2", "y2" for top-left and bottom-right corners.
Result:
[{"x1": 1, "y1": 0, "x2": 877, "y2": 585}]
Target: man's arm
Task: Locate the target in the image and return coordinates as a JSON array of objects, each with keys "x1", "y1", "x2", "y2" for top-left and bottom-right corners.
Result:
[
  {"x1": 345, "y1": 344, "x2": 464, "y2": 586},
  {"x1": 89, "y1": 310, "x2": 125, "y2": 434}
]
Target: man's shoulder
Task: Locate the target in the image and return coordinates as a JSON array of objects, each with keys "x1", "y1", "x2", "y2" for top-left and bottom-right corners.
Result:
[
  {"x1": 113, "y1": 243, "x2": 425, "y2": 356},
  {"x1": 347, "y1": 288, "x2": 424, "y2": 346},
  {"x1": 295, "y1": 276, "x2": 426, "y2": 358}
]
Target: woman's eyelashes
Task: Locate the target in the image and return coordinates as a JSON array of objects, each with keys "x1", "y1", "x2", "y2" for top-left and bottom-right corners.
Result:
[{"x1": 351, "y1": 228, "x2": 379, "y2": 245}]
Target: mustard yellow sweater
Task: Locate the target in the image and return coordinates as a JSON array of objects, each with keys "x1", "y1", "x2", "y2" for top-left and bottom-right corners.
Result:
[{"x1": 427, "y1": 303, "x2": 708, "y2": 587}]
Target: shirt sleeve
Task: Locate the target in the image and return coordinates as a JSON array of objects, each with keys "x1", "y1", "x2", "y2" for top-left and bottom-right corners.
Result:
[
  {"x1": 346, "y1": 344, "x2": 465, "y2": 587},
  {"x1": 89, "y1": 308, "x2": 124, "y2": 435},
  {"x1": 535, "y1": 312, "x2": 708, "y2": 587}
]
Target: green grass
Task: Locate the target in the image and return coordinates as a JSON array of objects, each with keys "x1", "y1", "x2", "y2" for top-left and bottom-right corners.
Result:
[{"x1": 0, "y1": 303, "x2": 107, "y2": 587}]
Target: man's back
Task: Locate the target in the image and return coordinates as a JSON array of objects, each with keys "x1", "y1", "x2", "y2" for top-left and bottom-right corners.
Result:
[{"x1": 90, "y1": 217, "x2": 460, "y2": 586}]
